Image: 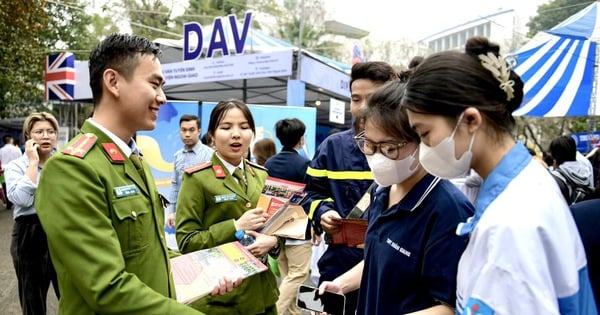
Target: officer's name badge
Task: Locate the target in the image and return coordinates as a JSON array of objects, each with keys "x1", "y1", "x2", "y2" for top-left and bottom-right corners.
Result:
[
  {"x1": 114, "y1": 185, "x2": 138, "y2": 198},
  {"x1": 215, "y1": 193, "x2": 237, "y2": 203}
]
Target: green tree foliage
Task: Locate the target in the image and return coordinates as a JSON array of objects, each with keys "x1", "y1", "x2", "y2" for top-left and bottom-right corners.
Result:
[
  {"x1": 175, "y1": 0, "x2": 281, "y2": 34},
  {"x1": 120, "y1": 0, "x2": 180, "y2": 40},
  {"x1": 0, "y1": 0, "x2": 48, "y2": 117},
  {"x1": 276, "y1": 0, "x2": 324, "y2": 51},
  {"x1": 182, "y1": 0, "x2": 249, "y2": 26},
  {"x1": 527, "y1": 0, "x2": 592, "y2": 36},
  {"x1": 43, "y1": 1, "x2": 91, "y2": 59},
  {"x1": 0, "y1": 0, "x2": 116, "y2": 118},
  {"x1": 516, "y1": 116, "x2": 599, "y2": 153},
  {"x1": 273, "y1": 0, "x2": 343, "y2": 59}
]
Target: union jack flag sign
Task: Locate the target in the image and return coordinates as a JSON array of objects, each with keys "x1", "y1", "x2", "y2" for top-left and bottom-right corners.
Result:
[{"x1": 45, "y1": 52, "x2": 75, "y2": 101}]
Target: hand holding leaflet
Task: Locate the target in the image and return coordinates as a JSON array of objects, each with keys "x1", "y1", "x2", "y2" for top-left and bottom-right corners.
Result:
[
  {"x1": 170, "y1": 241, "x2": 267, "y2": 304},
  {"x1": 258, "y1": 177, "x2": 308, "y2": 239}
]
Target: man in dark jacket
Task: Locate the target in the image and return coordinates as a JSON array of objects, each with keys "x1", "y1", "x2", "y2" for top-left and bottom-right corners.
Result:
[{"x1": 264, "y1": 118, "x2": 310, "y2": 315}]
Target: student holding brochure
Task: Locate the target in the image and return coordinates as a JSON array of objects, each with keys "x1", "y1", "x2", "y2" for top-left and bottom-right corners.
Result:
[
  {"x1": 319, "y1": 80, "x2": 474, "y2": 314},
  {"x1": 264, "y1": 118, "x2": 311, "y2": 315}
]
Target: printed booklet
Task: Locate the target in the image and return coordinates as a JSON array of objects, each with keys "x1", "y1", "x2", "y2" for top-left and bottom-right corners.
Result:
[{"x1": 171, "y1": 241, "x2": 267, "y2": 304}]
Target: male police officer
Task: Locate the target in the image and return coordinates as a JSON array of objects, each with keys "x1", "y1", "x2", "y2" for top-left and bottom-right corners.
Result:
[{"x1": 36, "y1": 33, "x2": 236, "y2": 314}]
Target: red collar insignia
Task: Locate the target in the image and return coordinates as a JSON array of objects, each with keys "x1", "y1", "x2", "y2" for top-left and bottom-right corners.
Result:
[
  {"x1": 102, "y1": 143, "x2": 125, "y2": 163},
  {"x1": 213, "y1": 165, "x2": 226, "y2": 178}
]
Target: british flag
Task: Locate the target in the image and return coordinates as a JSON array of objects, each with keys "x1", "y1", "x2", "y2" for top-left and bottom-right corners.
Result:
[{"x1": 45, "y1": 52, "x2": 75, "y2": 101}]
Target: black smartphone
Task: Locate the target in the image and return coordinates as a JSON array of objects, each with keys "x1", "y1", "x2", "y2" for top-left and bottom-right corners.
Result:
[{"x1": 296, "y1": 284, "x2": 346, "y2": 315}]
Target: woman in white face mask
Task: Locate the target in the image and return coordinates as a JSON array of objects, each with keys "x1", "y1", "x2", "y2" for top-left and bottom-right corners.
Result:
[
  {"x1": 318, "y1": 80, "x2": 474, "y2": 315},
  {"x1": 402, "y1": 36, "x2": 597, "y2": 315}
]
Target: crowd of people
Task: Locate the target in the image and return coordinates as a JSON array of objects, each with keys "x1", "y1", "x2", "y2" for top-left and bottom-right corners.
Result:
[{"x1": 3, "y1": 32, "x2": 600, "y2": 315}]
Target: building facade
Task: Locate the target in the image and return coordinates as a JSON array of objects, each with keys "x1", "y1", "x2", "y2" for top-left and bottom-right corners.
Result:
[{"x1": 420, "y1": 9, "x2": 529, "y2": 54}]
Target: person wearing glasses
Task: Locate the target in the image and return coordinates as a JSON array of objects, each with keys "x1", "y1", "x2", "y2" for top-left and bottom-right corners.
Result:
[
  {"x1": 403, "y1": 36, "x2": 596, "y2": 314},
  {"x1": 319, "y1": 81, "x2": 474, "y2": 315},
  {"x1": 301, "y1": 61, "x2": 397, "y2": 315},
  {"x1": 5, "y1": 112, "x2": 61, "y2": 314}
]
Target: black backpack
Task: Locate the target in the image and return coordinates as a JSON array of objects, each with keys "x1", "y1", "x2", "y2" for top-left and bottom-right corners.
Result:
[{"x1": 552, "y1": 168, "x2": 594, "y2": 205}]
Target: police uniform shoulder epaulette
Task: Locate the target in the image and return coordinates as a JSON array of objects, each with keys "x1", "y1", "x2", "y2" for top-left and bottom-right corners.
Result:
[
  {"x1": 184, "y1": 161, "x2": 212, "y2": 174},
  {"x1": 62, "y1": 133, "x2": 97, "y2": 159},
  {"x1": 246, "y1": 159, "x2": 268, "y2": 173}
]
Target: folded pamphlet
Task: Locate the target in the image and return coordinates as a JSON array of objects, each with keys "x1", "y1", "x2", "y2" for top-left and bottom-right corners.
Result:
[{"x1": 258, "y1": 177, "x2": 308, "y2": 239}]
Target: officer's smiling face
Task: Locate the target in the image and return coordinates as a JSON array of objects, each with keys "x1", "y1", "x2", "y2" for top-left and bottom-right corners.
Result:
[
  {"x1": 213, "y1": 107, "x2": 254, "y2": 166},
  {"x1": 116, "y1": 54, "x2": 166, "y2": 134}
]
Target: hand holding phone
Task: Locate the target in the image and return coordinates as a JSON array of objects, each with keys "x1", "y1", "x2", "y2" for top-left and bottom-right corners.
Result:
[
  {"x1": 296, "y1": 284, "x2": 346, "y2": 315},
  {"x1": 25, "y1": 140, "x2": 40, "y2": 164}
]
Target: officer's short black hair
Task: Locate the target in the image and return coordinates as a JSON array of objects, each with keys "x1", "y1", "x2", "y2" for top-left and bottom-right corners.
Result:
[
  {"x1": 275, "y1": 118, "x2": 305, "y2": 148},
  {"x1": 201, "y1": 133, "x2": 212, "y2": 146},
  {"x1": 89, "y1": 33, "x2": 161, "y2": 104}
]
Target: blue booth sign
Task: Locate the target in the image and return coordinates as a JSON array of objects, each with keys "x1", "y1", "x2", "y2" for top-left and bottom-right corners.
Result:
[{"x1": 571, "y1": 131, "x2": 600, "y2": 153}]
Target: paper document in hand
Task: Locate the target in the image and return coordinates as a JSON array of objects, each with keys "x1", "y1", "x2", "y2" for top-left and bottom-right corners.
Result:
[
  {"x1": 261, "y1": 177, "x2": 306, "y2": 215},
  {"x1": 331, "y1": 219, "x2": 368, "y2": 248},
  {"x1": 260, "y1": 203, "x2": 308, "y2": 239},
  {"x1": 170, "y1": 241, "x2": 267, "y2": 304},
  {"x1": 258, "y1": 176, "x2": 308, "y2": 238},
  {"x1": 262, "y1": 176, "x2": 305, "y2": 198}
]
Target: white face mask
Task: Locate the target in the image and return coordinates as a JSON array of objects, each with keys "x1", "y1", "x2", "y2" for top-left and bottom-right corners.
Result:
[
  {"x1": 418, "y1": 113, "x2": 476, "y2": 179},
  {"x1": 366, "y1": 149, "x2": 418, "y2": 187}
]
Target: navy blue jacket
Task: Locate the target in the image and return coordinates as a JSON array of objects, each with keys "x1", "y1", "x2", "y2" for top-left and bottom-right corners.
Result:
[
  {"x1": 264, "y1": 147, "x2": 310, "y2": 183},
  {"x1": 265, "y1": 147, "x2": 311, "y2": 240},
  {"x1": 300, "y1": 129, "x2": 373, "y2": 310},
  {"x1": 570, "y1": 198, "x2": 600, "y2": 313}
]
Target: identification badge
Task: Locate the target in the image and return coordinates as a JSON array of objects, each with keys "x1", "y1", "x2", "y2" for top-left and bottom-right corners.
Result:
[
  {"x1": 215, "y1": 193, "x2": 237, "y2": 203},
  {"x1": 114, "y1": 184, "x2": 138, "y2": 198}
]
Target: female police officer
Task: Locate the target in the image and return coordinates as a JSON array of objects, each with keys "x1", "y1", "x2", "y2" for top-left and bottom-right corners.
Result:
[{"x1": 176, "y1": 100, "x2": 282, "y2": 314}]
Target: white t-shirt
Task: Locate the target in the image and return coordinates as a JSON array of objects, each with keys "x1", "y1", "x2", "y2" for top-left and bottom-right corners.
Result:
[{"x1": 0, "y1": 144, "x2": 22, "y2": 167}]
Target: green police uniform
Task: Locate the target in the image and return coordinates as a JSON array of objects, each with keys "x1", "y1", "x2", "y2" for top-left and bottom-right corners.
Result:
[
  {"x1": 35, "y1": 121, "x2": 204, "y2": 315},
  {"x1": 176, "y1": 153, "x2": 279, "y2": 315}
]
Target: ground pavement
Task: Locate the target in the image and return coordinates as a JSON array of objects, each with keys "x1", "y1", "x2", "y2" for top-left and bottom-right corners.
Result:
[{"x1": 0, "y1": 203, "x2": 59, "y2": 314}]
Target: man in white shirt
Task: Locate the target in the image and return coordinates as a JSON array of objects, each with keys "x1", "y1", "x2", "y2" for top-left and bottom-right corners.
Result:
[{"x1": 1, "y1": 135, "x2": 22, "y2": 209}]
